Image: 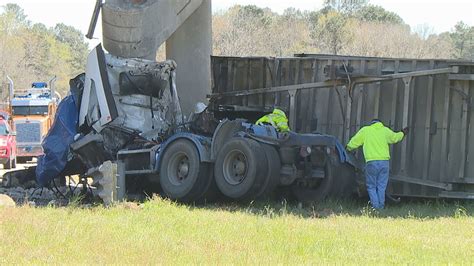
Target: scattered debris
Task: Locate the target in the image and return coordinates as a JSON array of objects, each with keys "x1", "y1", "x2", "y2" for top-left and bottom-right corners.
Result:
[{"x1": 0, "y1": 186, "x2": 67, "y2": 206}]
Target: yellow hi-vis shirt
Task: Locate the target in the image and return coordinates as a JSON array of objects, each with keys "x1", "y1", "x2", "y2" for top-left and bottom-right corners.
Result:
[
  {"x1": 255, "y1": 108, "x2": 290, "y2": 132},
  {"x1": 346, "y1": 122, "x2": 404, "y2": 162}
]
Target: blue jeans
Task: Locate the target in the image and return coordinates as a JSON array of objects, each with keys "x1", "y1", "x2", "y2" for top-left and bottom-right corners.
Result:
[{"x1": 365, "y1": 160, "x2": 389, "y2": 209}]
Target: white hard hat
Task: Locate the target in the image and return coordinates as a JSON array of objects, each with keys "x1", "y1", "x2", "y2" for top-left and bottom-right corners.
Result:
[{"x1": 194, "y1": 102, "x2": 207, "y2": 114}]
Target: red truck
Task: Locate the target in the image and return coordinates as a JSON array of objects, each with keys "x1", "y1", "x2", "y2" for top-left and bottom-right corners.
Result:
[{"x1": 0, "y1": 113, "x2": 17, "y2": 169}]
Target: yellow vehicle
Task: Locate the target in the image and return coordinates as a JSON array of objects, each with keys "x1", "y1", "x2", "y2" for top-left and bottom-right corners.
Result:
[{"x1": 10, "y1": 81, "x2": 58, "y2": 163}]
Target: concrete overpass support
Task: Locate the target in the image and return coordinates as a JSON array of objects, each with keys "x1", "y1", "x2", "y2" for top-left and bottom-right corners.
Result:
[
  {"x1": 101, "y1": 0, "x2": 212, "y2": 115},
  {"x1": 166, "y1": 0, "x2": 212, "y2": 115}
]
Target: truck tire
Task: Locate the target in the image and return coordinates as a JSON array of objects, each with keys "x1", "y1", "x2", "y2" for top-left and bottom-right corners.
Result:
[
  {"x1": 11, "y1": 157, "x2": 16, "y2": 169},
  {"x1": 159, "y1": 139, "x2": 213, "y2": 203},
  {"x1": 329, "y1": 161, "x2": 357, "y2": 198},
  {"x1": 290, "y1": 154, "x2": 335, "y2": 203},
  {"x1": 214, "y1": 138, "x2": 267, "y2": 200},
  {"x1": 256, "y1": 144, "x2": 281, "y2": 200}
]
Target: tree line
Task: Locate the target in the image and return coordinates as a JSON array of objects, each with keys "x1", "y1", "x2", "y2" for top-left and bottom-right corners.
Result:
[
  {"x1": 0, "y1": 4, "x2": 88, "y2": 97},
  {"x1": 213, "y1": 1, "x2": 474, "y2": 60}
]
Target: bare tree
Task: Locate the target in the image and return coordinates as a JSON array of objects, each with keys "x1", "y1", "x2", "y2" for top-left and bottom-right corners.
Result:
[{"x1": 414, "y1": 23, "x2": 435, "y2": 40}]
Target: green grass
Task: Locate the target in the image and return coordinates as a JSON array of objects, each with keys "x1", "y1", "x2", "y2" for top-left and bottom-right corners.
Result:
[{"x1": 0, "y1": 198, "x2": 473, "y2": 264}]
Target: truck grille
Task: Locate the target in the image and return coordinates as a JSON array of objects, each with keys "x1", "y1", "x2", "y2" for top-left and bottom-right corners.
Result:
[{"x1": 15, "y1": 122, "x2": 41, "y2": 143}]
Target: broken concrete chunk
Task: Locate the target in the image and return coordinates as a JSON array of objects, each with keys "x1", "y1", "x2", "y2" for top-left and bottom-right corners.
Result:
[
  {"x1": 0, "y1": 194, "x2": 16, "y2": 207},
  {"x1": 89, "y1": 161, "x2": 118, "y2": 206}
]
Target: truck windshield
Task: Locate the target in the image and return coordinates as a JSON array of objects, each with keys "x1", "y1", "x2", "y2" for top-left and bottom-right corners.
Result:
[{"x1": 12, "y1": 106, "x2": 49, "y2": 115}]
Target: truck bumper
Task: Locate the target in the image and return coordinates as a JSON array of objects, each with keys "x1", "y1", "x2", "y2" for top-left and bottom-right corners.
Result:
[
  {"x1": 16, "y1": 145, "x2": 43, "y2": 157},
  {"x1": 0, "y1": 146, "x2": 12, "y2": 163}
]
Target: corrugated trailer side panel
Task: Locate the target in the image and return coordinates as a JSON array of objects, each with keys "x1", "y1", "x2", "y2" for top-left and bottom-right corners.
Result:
[{"x1": 211, "y1": 55, "x2": 473, "y2": 198}]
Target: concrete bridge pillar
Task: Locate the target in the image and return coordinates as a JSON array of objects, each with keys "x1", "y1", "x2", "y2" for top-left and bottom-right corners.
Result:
[
  {"x1": 101, "y1": 0, "x2": 212, "y2": 115},
  {"x1": 166, "y1": 0, "x2": 212, "y2": 116}
]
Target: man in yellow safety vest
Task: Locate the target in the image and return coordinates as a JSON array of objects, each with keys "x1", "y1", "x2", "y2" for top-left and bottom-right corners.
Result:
[
  {"x1": 255, "y1": 108, "x2": 290, "y2": 132},
  {"x1": 346, "y1": 119, "x2": 408, "y2": 209}
]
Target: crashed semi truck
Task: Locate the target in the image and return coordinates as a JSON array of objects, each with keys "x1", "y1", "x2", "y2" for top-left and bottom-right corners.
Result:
[
  {"x1": 2, "y1": 0, "x2": 360, "y2": 203},
  {"x1": 16, "y1": 45, "x2": 474, "y2": 204},
  {"x1": 22, "y1": 45, "x2": 357, "y2": 203},
  {"x1": 4, "y1": 0, "x2": 473, "y2": 203},
  {"x1": 10, "y1": 0, "x2": 357, "y2": 203}
]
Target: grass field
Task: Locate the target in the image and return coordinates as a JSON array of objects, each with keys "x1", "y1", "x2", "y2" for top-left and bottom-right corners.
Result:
[{"x1": 0, "y1": 198, "x2": 473, "y2": 264}]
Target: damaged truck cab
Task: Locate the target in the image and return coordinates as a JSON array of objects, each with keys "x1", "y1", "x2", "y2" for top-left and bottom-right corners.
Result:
[{"x1": 36, "y1": 45, "x2": 359, "y2": 204}]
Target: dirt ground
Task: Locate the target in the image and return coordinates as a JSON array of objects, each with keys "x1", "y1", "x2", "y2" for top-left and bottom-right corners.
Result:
[{"x1": 0, "y1": 159, "x2": 63, "y2": 206}]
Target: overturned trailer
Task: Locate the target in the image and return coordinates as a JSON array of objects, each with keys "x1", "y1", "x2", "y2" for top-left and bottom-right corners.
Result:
[{"x1": 209, "y1": 54, "x2": 474, "y2": 199}]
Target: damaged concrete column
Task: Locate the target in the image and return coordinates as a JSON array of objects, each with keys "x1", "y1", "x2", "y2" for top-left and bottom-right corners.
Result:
[
  {"x1": 89, "y1": 161, "x2": 118, "y2": 205},
  {"x1": 166, "y1": 0, "x2": 212, "y2": 116},
  {"x1": 101, "y1": 0, "x2": 212, "y2": 115}
]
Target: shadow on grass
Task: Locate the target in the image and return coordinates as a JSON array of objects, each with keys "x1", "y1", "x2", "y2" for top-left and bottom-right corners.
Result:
[
  {"x1": 22, "y1": 187, "x2": 473, "y2": 220},
  {"x1": 186, "y1": 197, "x2": 474, "y2": 220}
]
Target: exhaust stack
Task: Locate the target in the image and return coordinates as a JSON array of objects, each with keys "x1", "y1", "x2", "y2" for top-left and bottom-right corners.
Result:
[{"x1": 48, "y1": 76, "x2": 57, "y2": 101}]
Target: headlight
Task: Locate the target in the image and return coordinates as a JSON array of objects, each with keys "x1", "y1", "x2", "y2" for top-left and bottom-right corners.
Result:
[{"x1": 0, "y1": 139, "x2": 7, "y2": 146}]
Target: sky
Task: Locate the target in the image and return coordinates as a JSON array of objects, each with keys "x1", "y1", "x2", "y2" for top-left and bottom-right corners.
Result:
[{"x1": 0, "y1": 0, "x2": 472, "y2": 43}]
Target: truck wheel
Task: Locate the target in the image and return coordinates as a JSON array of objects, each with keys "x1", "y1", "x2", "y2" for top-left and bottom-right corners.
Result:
[
  {"x1": 329, "y1": 161, "x2": 357, "y2": 198},
  {"x1": 214, "y1": 138, "x2": 267, "y2": 200},
  {"x1": 256, "y1": 144, "x2": 281, "y2": 200},
  {"x1": 159, "y1": 139, "x2": 213, "y2": 203},
  {"x1": 291, "y1": 154, "x2": 334, "y2": 203},
  {"x1": 11, "y1": 158, "x2": 16, "y2": 169}
]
